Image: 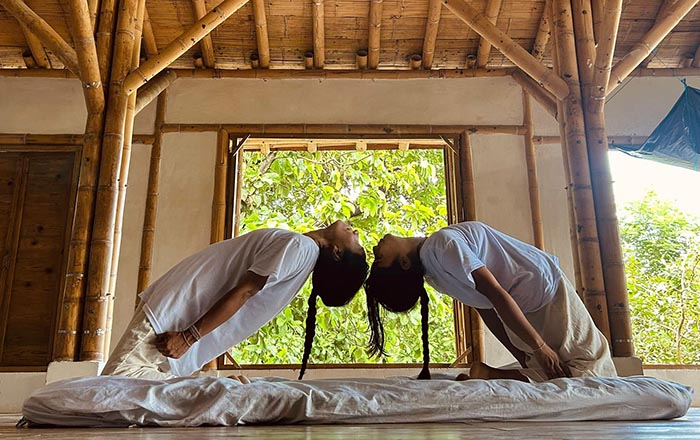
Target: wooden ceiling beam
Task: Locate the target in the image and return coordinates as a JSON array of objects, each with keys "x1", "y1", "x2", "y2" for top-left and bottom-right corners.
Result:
[
  {"x1": 475, "y1": 0, "x2": 502, "y2": 68},
  {"x1": 19, "y1": 23, "x2": 51, "y2": 68},
  {"x1": 531, "y1": 0, "x2": 551, "y2": 61},
  {"x1": 422, "y1": 0, "x2": 442, "y2": 69},
  {"x1": 142, "y1": 8, "x2": 158, "y2": 58},
  {"x1": 590, "y1": 0, "x2": 622, "y2": 111},
  {"x1": 312, "y1": 0, "x2": 325, "y2": 68},
  {"x1": 608, "y1": 0, "x2": 699, "y2": 93},
  {"x1": 123, "y1": 0, "x2": 250, "y2": 95},
  {"x1": 0, "y1": 0, "x2": 81, "y2": 76},
  {"x1": 368, "y1": 0, "x2": 383, "y2": 69},
  {"x1": 441, "y1": 0, "x2": 568, "y2": 99},
  {"x1": 192, "y1": 0, "x2": 215, "y2": 68},
  {"x1": 252, "y1": 0, "x2": 270, "y2": 68}
]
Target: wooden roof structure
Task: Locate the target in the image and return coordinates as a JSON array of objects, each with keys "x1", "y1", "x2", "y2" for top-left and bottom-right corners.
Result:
[
  {"x1": 1, "y1": 0, "x2": 700, "y2": 73},
  {"x1": 1, "y1": 0, "x2": 699, "y2": 370}
]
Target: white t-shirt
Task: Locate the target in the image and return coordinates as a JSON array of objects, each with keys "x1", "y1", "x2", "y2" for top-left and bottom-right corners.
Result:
[
  {"x1": 419, "y1": 222, "x2": 561, "y2": 313},
  {"x1": 139, "y1": 229, "x2": 319, "y2": 376}
]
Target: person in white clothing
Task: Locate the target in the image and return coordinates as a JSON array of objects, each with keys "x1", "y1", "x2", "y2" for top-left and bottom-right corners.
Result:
[
  {"x1": 102, "y1": 220, "x2": 368, "y2": 381},
  {"x1": 364, "y1": 221, "x2": 616, "y2": 382}
]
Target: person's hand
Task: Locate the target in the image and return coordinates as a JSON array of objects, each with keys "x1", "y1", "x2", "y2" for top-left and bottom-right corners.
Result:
[
  {"x1": 532, "y1": 343, "x2": 571, "y2": 379},
  {"x1": 154, "y1": 331, "x2": 192, "y2": 359},
  {"x1": 227, "y1": 375, "x2": 250, "y2": 384}
]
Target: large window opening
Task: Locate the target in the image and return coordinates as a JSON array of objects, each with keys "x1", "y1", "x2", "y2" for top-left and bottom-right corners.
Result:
[{"x1": 223, "y1": 137, "x2": 461, "y2": 367}]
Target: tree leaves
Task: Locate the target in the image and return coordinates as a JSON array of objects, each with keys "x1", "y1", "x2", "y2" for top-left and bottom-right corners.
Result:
[{"x1": 231, "y1": 149, "x2": 456, "y2": 365}]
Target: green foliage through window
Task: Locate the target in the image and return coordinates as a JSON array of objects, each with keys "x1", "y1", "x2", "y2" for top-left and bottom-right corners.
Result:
[{"x1": 230, "y1": 149, "x2": 457, "y2": 364}]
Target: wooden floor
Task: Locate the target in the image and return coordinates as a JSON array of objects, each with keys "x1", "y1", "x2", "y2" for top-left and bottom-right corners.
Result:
[{"x1": 2, "y1": 409, "x2": 699, "y2": 439}]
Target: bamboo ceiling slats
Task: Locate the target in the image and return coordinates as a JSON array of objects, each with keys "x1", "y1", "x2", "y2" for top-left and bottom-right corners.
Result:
[{"x1": 0, "y1": 1, "x2": 698, "y2": 73}]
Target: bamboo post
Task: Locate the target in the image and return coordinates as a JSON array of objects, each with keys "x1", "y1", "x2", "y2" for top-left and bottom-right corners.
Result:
[
  {"x1": 80, "y1": 0, "x2": 143, "y2": 362},
  {"x1": 356, "y1": 49, "x2": 368, "y2": 69},
  {"x1": 522, "y1": 92, "x2": 544, "y2": 250},
  {"x1": 87, "y1": 0, "x2": 99, "y2": 31},
  {"x1": 137, "y1": 91, "x2": 167, "y2": 294},
  {"x1": 142, "y1": 8, "x2": 158, "y2": 58},
  {"x1": 192, "y1": 0, "x2": 216, "y2": 68},
  {"x1": 511, "y1": 69, "x2": 557, "y2": 118},
  {"x1": 105, "y1": 0, "x2": 146, "y2": 356},
  {"x1": 368, "y1": 0, "x2": 383, "y2": 69},
  {"x1": 441, "y1": 0, "x2": 569, "y2": 100},
  {"x1": 410, "y1": 54, "x2": 422, "y2": 70},
  {"x1": 475, "y1": 0, "x2": 502, "y2": 67},
  {"x1": 552, "y1": 0, "x2": 611, "y2": 340},
  {"x1": 53, "y1": 0, "x2": 108, "y2": 361},
  {"x1": 252, "y1": 0, "x2": 270, "y2": 68},
  {"x1": 591, "y1": 0, "x2": 604, "y2": 44},
  {"x1": 582, "y1": 0, "x2": 634, "y2": 356},
  {"x1": 608, "y1": 0, "x2": 699, "y2": 93},
  {"x1": 96, "y1": 0, "x2": 117, "y2": 89},
  {"x1": 550, "y1": 0, "x2": 583, "y2": 299},
  {"x1": 212, "y1": 129, "x2": 230, "y2": 244},
  {"x1": 0, "y1": 0, "x2": 81, "y2": 76},
  {"x1": 135, "y1": 69, "x2": 177, "y2": 114},
  {"x1": 304, "y1": 51, "x2": 314, "y2": 69},
  {"x1": 250, "y1": 53, "x2": 259, "y2": 69},
  {"x1": 422, "y1": 0, "x2": 442, "y2": 69},
  {"x1": 233, "y1": 149, "x2": 244, "y2": 238},
  {"x1": 312, "y1": 0, "x2": 325, "y2": 68},
  {"x1": 532, "y1": 0, "x2": 552, "y2": 61},
  {"x1": 123, "y1": 0, "x2": 250, "y2": 95},
  {"x1": 19, "y1": 24, "x2": 51, "y2": 68}
]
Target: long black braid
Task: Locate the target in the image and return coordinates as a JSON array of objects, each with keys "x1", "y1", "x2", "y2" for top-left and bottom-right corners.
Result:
[
  {"x1": 298, "y1": 290, "x2": 319, "y2": 380},
  {"x1": 417, "y1": 290, "x2": 431, "y2": 379}
]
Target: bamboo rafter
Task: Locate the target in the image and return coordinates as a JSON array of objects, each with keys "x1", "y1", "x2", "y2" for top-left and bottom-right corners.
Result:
[
  {"x1": 192, "y1": 0, "x2": 216, "y2": 68},
  {"x1": 123, "y1": 0, "x2": 250, "y2": 95},
  {"x1": 422, "y1": 0, "x2": 442, "y2": 69},
  {"x1": 172, "y1": 67, "x2": 512, "y2": 79},
  {"x1": 475, "y1": 0, "x2": 502, "y2": 68},
  {"x1": 142, "y1": 8, "x2": 158, "y2": 58},
  {"x1": 608, "y1": 0, "x2": 699, "y2": 93},
  {"x1": 368, "y1": 0, "x2": 383, "y2": 69},
  {"x1": 252, "y1": 0, "x2": 270, "y2": 68},
  {"x1": 441, "y1": 0, "x2": 569, "y2": 100},
  {"x1": 135, "y1": 69, "x2": 177, "y2": 114},
  {"x1": 641, "y1": 0, "x2": 679, "y2": 68},
  {"x1": 19, "y1": 23, "x2": 51, "y2": 68},
  {"x1": 0, "y1": 0, "x2": 81, "y2": 76},
  {"x1": 312, "y1": 0, "x2": 325, "y2": 68},
  {"x1": 531, "y1": 0, "x2": 552, "y2": 61}
]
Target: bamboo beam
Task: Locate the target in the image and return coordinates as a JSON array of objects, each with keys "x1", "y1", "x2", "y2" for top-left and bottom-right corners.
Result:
[
  {"x1": 0, "y1": 68, "x2": 77, "y2": 78},
  {"x1": 172, "y1": 67, "x2": 512, "y2": 79},
  {"x1": 0, "y1": 133, "x2": 83, "y2": 145},
  {"x1": 105, "y1": 0, "x2": 146, "y2": 356},
  {"x1": 590, "y1": 0, "x2": 622, "y2": 110},
  {"x1": 579, "y1": 0, "x2": 634, "y2": 357},
  {"x1": 132, "y1": 134, "x2": 155, "y2": 144},
  {"x1": 192, "y1": 0, "x2": 216, "y2": 68},
  {"x1": 532, "y1": 0, "x2": 552, "y2": 61},
  {"x1": 52, "y1": 0, "x2": 108, "y2": 361},
  {"x1": 511, "y1": 69, "x2": 557, "y2": 118},
  {"x1": 368, "y1": 0, "x2": 383, "y2": 69},
  {"x1": 80, "y1": 0, "x2": 143, "y2": 362},
  {"x1": 441, "y1": 0, "x2": 569, "y2": 100},
  {"x1": 160, "y1": 123, "x2": 527, "y2": 136},
  {"x1": 142, "y1": 8, "x2": 158, "y2": 58},
  {"x1": 641, "y1": 1, "x2": 678, "y2": 68},
  {"x1": 252, "y1": 0, "x2": 270, "y2": 68},
  {"x1": 20, "y1": 23, "x2": 51, "y2": 68},
  {"x1": 553, "y1": 0, "x2": 611, "y2": 340},
  {"x1": 312, "y1": 0, "x2": 325, "y2": 68},
  {"x1": 533, "y1": 135, "x2": 647, "y2": 146},
  {"x1": 137, "y1": 91, "x2": 167, "y2": 294},
  {"x1": 422, "y1": 0, "x2": 442, "y2": 69},
  {"x1": 522, "y1": 92, "x2": 544, "y2": 250},
  {"x1": 135, "y1": 69, "x2": 177, "y2": 114},
  {"x1": 123, "y1": 0, "x2": 250, "y2": 95},
  {"x1": 608, "y1": 0, "x2": 699, "y2": 93},
  {"x1": 0, "y1": 0, "x2": 81, "y2": 76},
  {"x1": 475, "y1": 0, "x2": 502, "y2": 67}
]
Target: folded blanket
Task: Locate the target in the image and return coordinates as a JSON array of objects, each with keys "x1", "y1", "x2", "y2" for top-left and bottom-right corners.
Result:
[{"x1": 21, "y1": 375, "x2": 693, "y2": 427}]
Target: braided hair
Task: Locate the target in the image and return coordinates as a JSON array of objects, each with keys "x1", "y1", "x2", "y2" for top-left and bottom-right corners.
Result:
[
  {"x1": 298, "y1": 247, "x2": 368, "y2": 380},
  {"x1": 364, "y1": 253, "x2": 432, "y2": 379}
]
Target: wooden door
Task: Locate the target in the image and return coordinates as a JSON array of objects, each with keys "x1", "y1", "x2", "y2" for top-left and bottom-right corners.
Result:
[{"x1": 0, "y1": 151, "x2": 78, "y2": 370}]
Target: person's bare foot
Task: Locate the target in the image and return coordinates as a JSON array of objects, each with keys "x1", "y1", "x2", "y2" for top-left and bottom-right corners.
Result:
[
  {"x1": 455, "y1": 373, "x2": 471, "y2": 381},
  {"x1": 227, "y1": 374, "x2": 250, "y2": 384},
  {"x1": 468, "y1": 361, "x2": 491, "y2": 379}
]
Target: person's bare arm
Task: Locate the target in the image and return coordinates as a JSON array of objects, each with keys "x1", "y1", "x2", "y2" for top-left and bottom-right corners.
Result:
[
  {"x1": 471, "y1": 266, "x2": 571, "y2": 379},
  {"x1": 476, "y1": 308, "x2": 527, "y2": 368},
  {"x1": 155, "y1": 271, "x2": 268, "y2": 359}
]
